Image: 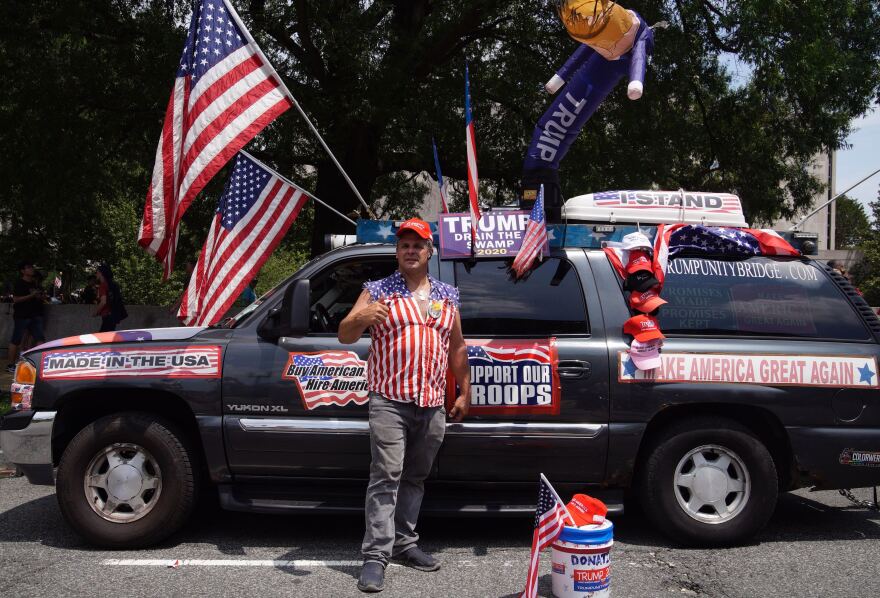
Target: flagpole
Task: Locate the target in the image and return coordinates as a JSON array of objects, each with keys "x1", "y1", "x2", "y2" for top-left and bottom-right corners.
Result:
[
  {"x1": 240, "y1": 151, "x2": 357, "y2": 226},
  {"x1": 540, "y1": 473, "x2": 577, "y2": 526},
  {"x1": 223, "y1": 0, "x2": 376, "y2": 220}
]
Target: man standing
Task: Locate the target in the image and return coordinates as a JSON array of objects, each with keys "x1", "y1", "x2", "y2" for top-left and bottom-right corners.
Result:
[
  {"x1": 339, "y1": 218, "x2": 471, "y2": 593},
  {"x1": 6, "y1": 261, "x2": 46, "y2": 373}
]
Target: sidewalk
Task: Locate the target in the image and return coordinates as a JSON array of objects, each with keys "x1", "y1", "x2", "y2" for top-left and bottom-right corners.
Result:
[{"x1": 0, "y1": 367, "x2": 20, "y2": 478}]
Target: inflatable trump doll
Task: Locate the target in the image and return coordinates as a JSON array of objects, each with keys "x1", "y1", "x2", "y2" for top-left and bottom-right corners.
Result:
[{"x1": 521, "y1": 1, "x2": 656, "y2": 220}]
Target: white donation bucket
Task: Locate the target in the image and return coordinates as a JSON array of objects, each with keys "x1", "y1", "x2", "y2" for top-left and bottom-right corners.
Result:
[{"x1": 551, "y1": 520, "x2": 614, "y2": 597}]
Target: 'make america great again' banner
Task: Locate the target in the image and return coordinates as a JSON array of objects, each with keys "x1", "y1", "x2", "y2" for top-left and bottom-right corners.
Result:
[{"x1": 619, "y1": 352, "x2": 878, "y2": 388}]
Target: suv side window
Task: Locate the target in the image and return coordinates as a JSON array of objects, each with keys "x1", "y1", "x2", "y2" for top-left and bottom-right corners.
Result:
[
  {"x1": 454, "y1": 257, "x2": 588, "y2": 336},
  {"x1": 657, "y1": 256, "x2": 870, "y2": 340},
  {"x1": 309, "y1": 257, "x2": 397, "y2": 333}
]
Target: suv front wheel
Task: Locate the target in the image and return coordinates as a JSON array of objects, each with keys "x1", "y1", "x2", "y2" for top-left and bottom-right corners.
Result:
[
  {"x1": 638, "y1": 416, "x2": 778, "y2": 546},
  {"x1": 56, "y1": 413, "x2": 198, "y2": 548}
]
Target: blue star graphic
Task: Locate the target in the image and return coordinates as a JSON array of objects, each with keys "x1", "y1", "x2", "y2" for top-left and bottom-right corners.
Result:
[
  {"x1": 857, "y1": 362, "x2": 875, "y2": 385},
  {"x1": 623, "y1": 355, "x2": 638, "y2": 378}
]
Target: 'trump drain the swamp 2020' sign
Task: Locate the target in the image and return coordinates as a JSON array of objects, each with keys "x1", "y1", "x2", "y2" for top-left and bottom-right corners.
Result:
[
  {"x1": 438, "y1": 211, "x2": 549, "y2": 259},
  {"x1": 619, "y1": 352, "x2": 879, "y2": 389},
  {"x1": 40, "y1": 346, "x2": 222, "y2": 379},
  {"x1": 282, "y1": 351, "x2": 369, "y2": 410},
  {"x1": 448, "y1": 339, "x2": 561, "y2": 415}
]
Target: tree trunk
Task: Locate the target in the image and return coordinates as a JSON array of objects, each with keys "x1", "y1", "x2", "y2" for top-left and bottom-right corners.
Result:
[{"x1": 310, "y1": 122, "x2": 381, "y2": 257}]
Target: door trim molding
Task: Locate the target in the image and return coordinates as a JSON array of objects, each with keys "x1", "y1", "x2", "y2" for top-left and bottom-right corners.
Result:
[{"x1": 238, "y1": 417, "x2": 370, "y2": 434}]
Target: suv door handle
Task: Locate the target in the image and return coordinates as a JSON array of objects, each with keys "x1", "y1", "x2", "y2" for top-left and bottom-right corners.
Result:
[{"x1": 557, "y1": 360, "x2": 591, "y2": 379}]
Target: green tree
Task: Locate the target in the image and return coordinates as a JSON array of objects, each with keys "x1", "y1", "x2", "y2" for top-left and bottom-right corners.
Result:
[
  {"x1": 2, "y1": 0, "x2": 879, "y2": 291},
  {"x1": 835, "y1": 195, "x2": 871, "y2": 249}
]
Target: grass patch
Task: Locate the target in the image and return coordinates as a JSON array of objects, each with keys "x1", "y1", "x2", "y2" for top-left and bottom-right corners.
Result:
[{"x1": 0, "y1": 393, "x2": 10, "y2": 415}]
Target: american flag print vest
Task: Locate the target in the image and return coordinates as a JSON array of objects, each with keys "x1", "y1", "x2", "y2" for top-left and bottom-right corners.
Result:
[{"x1": 363, "y1": 271, "x2": 460, "y2": 408}]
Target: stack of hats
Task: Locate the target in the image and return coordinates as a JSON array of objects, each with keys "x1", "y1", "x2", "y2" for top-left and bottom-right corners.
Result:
[{"x1": 619, "y1": 231, "x2": 666, "y2": 371}]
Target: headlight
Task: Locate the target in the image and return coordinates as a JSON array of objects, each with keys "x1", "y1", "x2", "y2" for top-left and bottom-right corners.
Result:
[{"x1": 11, "y1": 361, "x2": 36, "y2": 411}]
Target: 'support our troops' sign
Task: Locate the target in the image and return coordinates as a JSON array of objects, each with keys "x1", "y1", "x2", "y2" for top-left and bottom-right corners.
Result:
[
  {"x1": 40, "y1": 346, "x2": 222, "y2": 379},
  {"x1": 619, "y1": 352, "x2": 879, "y2": 388},
  {"x1": 438, "y1": 211, "x2": 549, "y2": 259},
  {"x1": 448, "y1": 338, "x2": 561, "y2": 415}
]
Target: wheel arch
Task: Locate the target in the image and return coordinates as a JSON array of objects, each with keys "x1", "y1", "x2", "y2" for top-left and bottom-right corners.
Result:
[
  {"x1": 51, "y1": 388, "x2": 205, "y2": 472},
  {"x1": 634, "y1": 403, "x2": 797, "y2": 491}
]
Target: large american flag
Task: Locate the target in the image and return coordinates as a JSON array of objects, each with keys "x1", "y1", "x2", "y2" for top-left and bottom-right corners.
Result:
[
  {"x1": 465, "y1": 64, "x2": 482, "y2": 235},
  {"x1": 653, "y1": 224, "x2": 799, "y2": 287},
  {"x1": 521, "y1": 475, "x2": 570, "y2": 598},
  {"x1": 178, "y1": 152, "x2": 306, "y2": 325},
  {"x1": 512, "y1": 184, "x2": 550, "y2": 277},
  {"x1": 139, "y1": 0, "x2": 292, "y2": 278}
]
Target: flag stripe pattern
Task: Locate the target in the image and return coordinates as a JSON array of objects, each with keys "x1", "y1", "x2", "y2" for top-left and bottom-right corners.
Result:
[
  {"x1": 363, "y1": 272, "x2": 460, "y2": 407},
  {"x1": 139, "y1": 0, "x2": 292, "y2": 278},
  {"x1": 521, "y1": 477, "x2": 568, "y2": 598},
  {"x1": 465, "y1": 65, "x2": 482, "y2": 233},
  {"x1": 512, "y1": 184, "x2": 550, "y2": 277},
  {"x1": 178, "y1": 152, "x2": 307, "y2": 326}
]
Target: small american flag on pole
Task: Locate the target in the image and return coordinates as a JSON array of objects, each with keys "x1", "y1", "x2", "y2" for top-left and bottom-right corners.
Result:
[
  {"x1": 432, "y1": 137, "x2": 449, "y2": 214},
  {"x1": 512, "y1": 184, "x2": 550, "y2": 277},
  {"x1": 178, "y1": 152, "x2": 307, "y2": 326},
  {"x1": 139, "y1": 0, "x2": 292, "y2": 279},
  {"x1": 464, "y1": 64, "x2": 482, "y2": 235},
  {"x1": 521, "y1": 474, "x2": 572, "y2": 598}
]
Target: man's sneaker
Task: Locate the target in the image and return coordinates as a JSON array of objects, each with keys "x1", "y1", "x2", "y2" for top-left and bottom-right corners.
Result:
[
  {"x1": 5, "y1": 363, "x2": 15, "y2": 374},
  {"x1": 395, "y1": 547, "x2": 440, "y2": 572},
  {"x1": 357, "y1": 561, "x2": 386, "y2": 593}
]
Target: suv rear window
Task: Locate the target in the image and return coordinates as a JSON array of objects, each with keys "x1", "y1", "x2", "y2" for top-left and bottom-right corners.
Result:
[
  {"x1": 454, "y1": 258, "x2": 588, "y2": 336},
  {"x1": 657, "y1": 256, "x2": 869, "y2": 340}
]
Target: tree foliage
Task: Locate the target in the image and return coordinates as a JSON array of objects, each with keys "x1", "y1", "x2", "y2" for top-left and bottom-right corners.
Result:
[
  {"x1": 834, "y1": 195, "x2": 871, "y2": 249},
  {"x1": 1, "y1": 0, "x2": 879, "y2": 297}
]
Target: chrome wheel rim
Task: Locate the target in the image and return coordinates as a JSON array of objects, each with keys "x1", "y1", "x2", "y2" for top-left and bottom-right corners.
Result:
[
  {"x1": 674, "y1": 444, "x2": 750, "y2": 524},
  {"x1": 84, "y1": 443, "x2": 162, "y2": 523}
]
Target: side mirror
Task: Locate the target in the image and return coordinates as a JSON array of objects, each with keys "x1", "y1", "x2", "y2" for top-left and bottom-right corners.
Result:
[
  {"x1": 280, "y1": 279, "x2": 311, "y2": 337},
  {"x1": 257, "y1": 279, "x2": 310, "y2": 340}
]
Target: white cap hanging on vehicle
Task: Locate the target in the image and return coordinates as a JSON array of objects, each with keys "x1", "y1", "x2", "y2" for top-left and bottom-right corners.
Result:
[{"x1": 564, "y1": 190, "x2": 748, "y2": 228}]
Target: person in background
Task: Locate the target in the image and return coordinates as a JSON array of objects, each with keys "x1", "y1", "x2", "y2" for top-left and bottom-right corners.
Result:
[
  {"x1": 6, "y1": 261, "x2": 46, "y2": 372},
  {"x1": 80, "y1": 275, "x2": 98, "y2": 305},
  {"x1": 94, "y1": 264, "x2": 127, "y2": 332},
  {"x1": 236, "y1": 278, "x2": 258, "y2": 307}
]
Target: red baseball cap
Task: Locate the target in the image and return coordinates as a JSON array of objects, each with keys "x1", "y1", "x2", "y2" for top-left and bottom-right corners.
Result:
[
  {"x1": 626, "y1": 250, "x2": 653, "y2": 274},
  {"x1": 566, "y1": 494, "x2": 608, "y2": 527},
  {"x1": 396, "y1": 218, "x2": 432, "y2": 240},
  {"x1": 629, "y1": 289, "x2": 667, "y2": 313},
  {"x1": 623, "y1": 314, "x2": 665, "y2": 341}
]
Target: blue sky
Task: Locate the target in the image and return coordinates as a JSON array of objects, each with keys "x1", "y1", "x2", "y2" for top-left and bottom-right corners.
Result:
[{"x1": 838, "y1": 108, "x2": 880, "y2": 213}]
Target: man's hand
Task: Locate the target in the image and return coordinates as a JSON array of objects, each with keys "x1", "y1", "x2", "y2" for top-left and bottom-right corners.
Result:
[
  {"x1": 448, "y1": 394, "x2": 469, "y2": 422},
  {"x1": 357, "y1": 301, "x2": 390, "y2": 328}
]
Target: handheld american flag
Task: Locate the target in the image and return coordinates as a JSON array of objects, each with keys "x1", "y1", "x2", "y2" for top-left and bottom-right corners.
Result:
[
  {"x1": 521, "y1": 474, "x2": 573, "y2": 598},
  {"x1": 465, "y1": 64, "x2": 482, "y2": 235},
  {"x1": 178, "y1": 152, "x2": 307, "y2": 326},
  {"x1": 432, "y1": 138, "x2": 449, "y2": 213},
  {"x1": 512, "y1": 184, "x2": 550, "y2": 277},
  {"x1": 139, "y1": 0, "x2": 292, "y2": 278}
]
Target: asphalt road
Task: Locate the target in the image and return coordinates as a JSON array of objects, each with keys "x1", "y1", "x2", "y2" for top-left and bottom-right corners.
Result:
[{"x1": 1, "y1": 477, "x2": 879, "y2": 598}]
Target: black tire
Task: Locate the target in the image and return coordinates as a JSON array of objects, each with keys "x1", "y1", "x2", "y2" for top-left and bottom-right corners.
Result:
[
  {"x1": 637, "y1": 416, "x2": 778, "y2": 546},
  {"x1": 56, "y1": 412, "x2": 198, "y2": 548}
]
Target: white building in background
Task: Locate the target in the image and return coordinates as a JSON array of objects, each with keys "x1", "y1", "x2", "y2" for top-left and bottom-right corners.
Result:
[{"x1": 770, "y1": 150, "x2": 837, "y2": 254}]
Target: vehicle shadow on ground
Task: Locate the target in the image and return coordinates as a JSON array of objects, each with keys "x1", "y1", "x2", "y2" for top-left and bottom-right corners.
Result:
[
  {"x1": 1, "y1": 486, "x2": 878, "y2": 559},
  {"x1": 614, "y1": 490, "x2": 880, "y2": 548}
]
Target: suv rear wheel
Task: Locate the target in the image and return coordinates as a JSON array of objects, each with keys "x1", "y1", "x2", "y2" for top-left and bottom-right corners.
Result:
[
  {"x1": 638, "y1": 417, "x2": 778, "y2": 546},
  {"x1": 56, "y1": 413, "x2": 198, "y2": 548}
]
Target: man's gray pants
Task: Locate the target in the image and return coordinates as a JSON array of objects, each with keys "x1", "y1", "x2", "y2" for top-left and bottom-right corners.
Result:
[{"x1": 362, "y1": 393, "x2": 445, "y2": 566}]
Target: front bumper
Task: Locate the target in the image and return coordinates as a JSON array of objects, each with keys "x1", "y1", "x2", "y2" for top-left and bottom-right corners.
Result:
[{"x1": 0, "y1": 411, "x2": 56, "y2": 485}]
